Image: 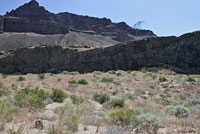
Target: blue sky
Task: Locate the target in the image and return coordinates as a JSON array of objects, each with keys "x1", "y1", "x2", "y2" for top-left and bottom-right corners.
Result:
[{"x1": 0, "y1": 0, "x2": 199, "y2": 36}]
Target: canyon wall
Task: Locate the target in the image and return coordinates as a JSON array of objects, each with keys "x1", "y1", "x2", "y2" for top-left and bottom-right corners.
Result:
[
  {"x1": 0, "y1": 31, "x2": 199, "y2": 74},
  {"x1": 3, "y1": 17, "x2": 68, "y2": 34},
  {"x1": 0, "y1": 16, "x2": 4, "y2": 32}
]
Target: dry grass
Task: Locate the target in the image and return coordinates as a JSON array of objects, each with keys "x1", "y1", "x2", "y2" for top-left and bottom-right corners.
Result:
[{"x1": 0, "y1": 69, "x2": 199, "y2": 133}]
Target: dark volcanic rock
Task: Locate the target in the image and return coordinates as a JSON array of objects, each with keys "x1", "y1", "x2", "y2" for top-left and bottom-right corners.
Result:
[
  {"x1": 0, "y1": 31, "x2": 199, "y2": 74},
  {"x1": 4, "y1": 0, "x2": 68, "y2": 35},
  {"x1": 0, "y1": 16, "x2": 3, "y2": 32},
  {"x1": 6, "y1": 0, "x2": 55, "y2": 21},
  {"x1": 3, "y1": 17, "x2": 68, "y2": 34},
  {"x1": 3, "y1": 0, "x2": 155, "y2": 41}
]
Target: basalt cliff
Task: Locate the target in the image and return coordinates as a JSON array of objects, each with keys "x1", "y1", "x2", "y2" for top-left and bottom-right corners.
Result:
[
  {"x1": 0, "y1": 0, "x2": 199, "y2": 74},
  {"x1": 0, "y1": 31, "x2": 199, "y2": 74}
]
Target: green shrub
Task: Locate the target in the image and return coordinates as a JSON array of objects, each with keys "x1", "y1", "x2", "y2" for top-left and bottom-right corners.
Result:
[
  {"x1": 148, "y1": 90, "x2": 157, "y2": 97},
  {"x1": 108, "y1": 70, "x2": 121, "y2": 76},
  {"x1": 108, "y1": 70, "x2": 116, "y2": 74},
  {"x1": 132, "y1": 73, "x2": 137, "y2": 76},
  {"x1": 185, "y1": 76, "x2": 196, "y2": 82},
  {"x1": 165, "y1": 105, "x2": 190, "y2": 118},
  {"x1": 158, "y1": 97, "x2": 178, "y2": 105},
  {"x1": 134, "y1": 107, "x2": 152, "y2": 116},
  {"x1": 18, "y1": 88, "x2": 31, "y2": 94},
  {"x1": 0, "y1": 101, "x2": 18, "y2": 122},
  {"x1": 128, "y1": 96, "x2": 133, "y2": 100},
  {"x1": 14, "y1": 88, "x2": 47, "y2": 109},
  {"x1": 93, "y1": 93, "x2": 110, "y2": 104},
  {"x1": 50, "y1": 89, "x2": 67, "y2": 103},
  {"x1": 127, "y1": 70, "x2": 132, "y2": 74},
  {"x1": 127, "y1": 79, "x2": 132, "y2": 83},
  {"x1": 18, "y1": 88, "x2": 47, "y2": 100},
  {"x1": 159, "y1": 76, "x2": 167, "y2": 82},
  {"x1": 11, "y1": 84, "x2": 17, "y2": 90},
  {"x1": 108, "y1": 107, "x2": 164, "y2": 129},
  {"x1": 2, "y1": 74, "x2": 6, "y2": 79},
  {"x1": 140, "y1": 68, "x2": 147, "y2": 73},
  {"x1": 134, "y1": 107, "x2": 164, "y2": 128},
  {"x1": 63, "y1": 71, "x2": 80, "y2": 75},
  {"x1": 115, "y1": 71, "x2": 122, "y2": 76},
  {"x1": 38, "y1": 74, "x2": 45, "y2": 80},
  {"x1": 109, "y1": 109, "x2": 134, "y2": 125},
  {"x1": 70, "y1": 95, "x2": 85, "y2": 104},
  {"x1": 184, "y1": 97, "x2": 200, "y2": 107},
  {"x1": 179, "y1": 94, "x2": 187, "y2": 100},
  {"x1": 135, "y1": 88, "x2": 146, "y2": 95},
  {"x1": 17, "y1": 76, "x2": 25, "y2": 81},
  {"x1": 0, "y1": 82, "x2": 3, "y2": 88},
  {"x1": 57, "y1": 78, "x2": 62, "y2": 82},
  {"x1": 0, "y1": 90, "x2": 4, "y2": 97},
  {"x1": 151, "y1": 74, "x2": 157, "y2": 79},
  {"x1": 34, "y1": 89, "x2": 48, "y2": 100},
  {"x1": 192, "y1": 105, "x2": 200, "y2": 116},
  {"x1": 0, "y1": 88, "x2": 9, "y2": 97},
  {"x1": 77, "y1": 79, "x2": 88, "y2": 85},
  {"x1": 136, "y1": 112, "x2": 164, "y2": 128},
  {"x1": 68, "y1": 80, "x2": 77, "y2": 85},
  {"x1": 145, "y1": 73, "x2": 157, "y2": 79},
  {"x1": 68, "y1": 79, "x2": 88, "y2": 85},
  {"x1": 16, "y1": 94, "x2": 45, "y2": 109},
  {"x1": 101, "y1": 77, "x2": 114, "y2": 82},
  {"x1": 112, "y1": 91, "x2": 117, "y2": 95},
  {"x1": 109, "y1": 99, "x2": 125, "y2": 108}
]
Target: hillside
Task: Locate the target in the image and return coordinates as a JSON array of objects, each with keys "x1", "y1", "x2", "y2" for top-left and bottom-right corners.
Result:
[
  {"x1": 0, "y1": 32, "x2": 118, "y2": 51},
  {"x1": 0, "y1": 0, "x2": 156, "y2": 42}
]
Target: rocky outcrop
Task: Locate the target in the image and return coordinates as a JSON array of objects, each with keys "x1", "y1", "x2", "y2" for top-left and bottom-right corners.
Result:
[
  {"x1": 0, "y1": 31, "x2": 199, "y2": 74},
  {"x1": 6, "y1": 0, "x2": 55, "y2": 21},
  {"x1": 3, "y1": 17, "x2": 68, "y2": 35},
  {"x1": 0, "y1": 16, "x2": 3, "y2": 32},
  {"x1": 55, "y1": 13, "x2": 155, "y2": 42},
  {"x1": 4, "y1": 0, "x2": 68, "y2": 35},
  {"x1": 3, "y1": 0, "x2": 155, "y2": 42}
]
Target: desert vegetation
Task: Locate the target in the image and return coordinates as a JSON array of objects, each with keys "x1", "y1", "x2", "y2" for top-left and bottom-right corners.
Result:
[{"x1": 0, "y1": 69, "x2": 199, "y2": 134}]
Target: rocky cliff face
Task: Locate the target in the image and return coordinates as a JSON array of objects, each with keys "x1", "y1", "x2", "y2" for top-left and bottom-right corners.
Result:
[
  {"x1": 3, "y1": 0, "x2": 156, "y2": 42},
  {"x1": 0, "y1": 16, "x2": 3, "y2": 32},
  {"x1": 6, "y1": 0, "x2": 55, "y2": 21},
  {"x1": 4, "y1": 0, "x2": 68, "y2": 35},
  {"x1": 3, "y1": 17, "x2": 68, "y2": 34},
  {"x1": 0, "y1": 31, "x2": 199, "y2": 74}
]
